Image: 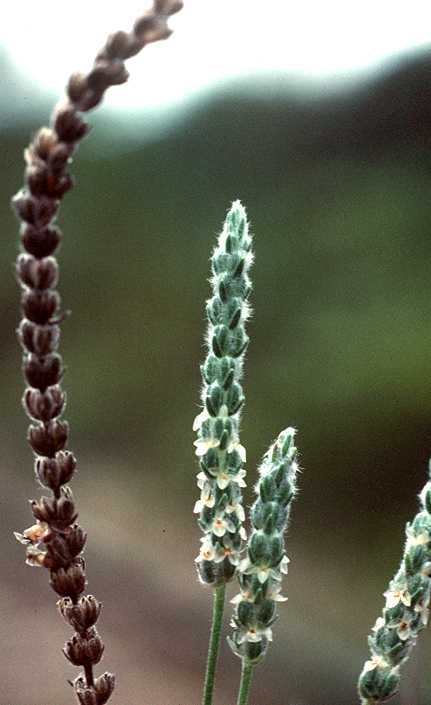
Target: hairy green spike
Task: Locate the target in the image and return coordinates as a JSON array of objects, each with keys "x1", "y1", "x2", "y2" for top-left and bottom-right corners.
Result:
[
  {"x1": 357, "y1": 462, "x2": 431, "y2": 704},
  {"x1": 229, "y1": 427, "x2": 299, "y2": 665},
  {"x1": 193, "y1": 200, "x2": 253, "y2": 588}
]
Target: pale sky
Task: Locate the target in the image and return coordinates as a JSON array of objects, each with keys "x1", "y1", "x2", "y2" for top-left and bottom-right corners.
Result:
[{"x1": 2, "y1": 0, "x2": 431, "y2": 110}]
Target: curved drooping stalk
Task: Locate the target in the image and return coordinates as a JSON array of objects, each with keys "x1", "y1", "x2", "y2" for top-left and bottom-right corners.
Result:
[{"x1": 12, "y1": 3, "x2": 182, "y2": 703}]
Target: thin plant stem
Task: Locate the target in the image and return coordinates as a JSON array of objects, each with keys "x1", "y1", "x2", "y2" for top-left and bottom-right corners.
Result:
[
  {"x1": 202, "y1": 583, "x2": 226, "y2": 705},
  {"x1": 236, "y1": 659, "x2": 254, "y2": 705}
]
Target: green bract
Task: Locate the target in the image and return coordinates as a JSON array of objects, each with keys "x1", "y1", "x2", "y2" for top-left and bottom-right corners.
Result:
[{"x1": 194, "y1": 200, "x2": 253, "y2": 587}]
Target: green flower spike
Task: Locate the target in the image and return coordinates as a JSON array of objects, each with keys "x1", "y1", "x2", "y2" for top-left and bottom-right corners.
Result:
[
  {"x1": 229, "y1": 427, "x2": 299, "y2": 666},
  {"x1": 358, "y1": 460, "x2": 431, "y2": 704},
  {"x1": 194, "y1": 199, "x2": 253, "y2": 588}
]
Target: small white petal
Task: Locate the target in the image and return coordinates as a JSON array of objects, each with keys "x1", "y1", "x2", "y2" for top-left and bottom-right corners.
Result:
[
  {"x1": 194, "y1": 438, "x2": 219, "y2": 457},
  {"x1": 237, "y1": 444, "x2": 247, "y2": 462},
  {"x1": 193, "y1": 409, "x2": 209, "y2": 431},
  {"x1": 384, "y1": 591, "x2": 399, "y2": 609},
  {"x1": 217, "y1": 475, "x2": 230, "y2": 490},
  {"x1": 225, "y1": 518, "x2": 236, "y2": 533},
  {"x1": 372, "y1": 617, "x2": 385, "y2": 632},
  {"x1": 239, "y1": 557, "x2": 251, "y2": 572},
  {"x1": 230, "y1": 593, "x2": 244, "y2": 605},
  {"x1": 227, "y1": 552, "x2": 241, "y2": 566},
  {"x1": 14, "y1": 532, "x2": 30, "y2": 545},
  {"x1": 257, "y1": 569, "x2": 269, "y2": 584},
  {"x1": 280, "y1": 555, "x2": 290, "y2": 574},
  {"x1": 197, "y1": 472, "x2": 207, "y2": 489},
  {"x1": 273, "y1": 593, "x2": 288, "y2": 602},
  {"x1": 212, "y1": 520, "x2": 227, "y2": 537},
  {"x1": 236, "y1": 504, "x2": 246, "y2": 522},
  {"x1": 362, "y1": 655, "x2": 389, "y2": 673},
  {"x1": 247, "y1": 631, "x2": 261, "y2": 643}
]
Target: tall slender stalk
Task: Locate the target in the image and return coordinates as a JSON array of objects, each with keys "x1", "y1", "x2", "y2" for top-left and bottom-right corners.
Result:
[
  {"x1": 194, "y1": 200, "x2": 253, "y2": 704},
  {"x1": 236, "y1": 660, "x2": 254, "y2": 705},
  {"x1": 12, "y1": 3, "x2": 182, "y2": 703},
  {"x1": 202, "y1": 584, "x2": 226, "y2": 705}
]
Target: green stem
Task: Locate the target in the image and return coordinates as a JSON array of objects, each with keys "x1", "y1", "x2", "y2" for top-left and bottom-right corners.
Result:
[
  {"x1": 202, "y1": 583, "x2": 226, "y2": 705},
  {"x1": 236, "y1": 659, "x2": 254, "y2": 705}
]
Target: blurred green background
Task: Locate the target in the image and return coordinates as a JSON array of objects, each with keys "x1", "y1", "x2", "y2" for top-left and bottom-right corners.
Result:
[{"x1": 2, "y1": 45, "x2": 431, "y2": 705}]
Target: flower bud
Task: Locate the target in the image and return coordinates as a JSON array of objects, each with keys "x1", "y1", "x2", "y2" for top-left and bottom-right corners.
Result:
[
  {"x1": 12, "y1": 190, "x2": 58, "y2": 227},
  {"x1": 21, "y1": 224, "x2": 62, "y2": 258},
  {"x1": 19, "y1": 321, "x2": 60, "y2": 356},
  {"x1": 16, "y1": 254, "x2": 59, "y2": 290},
  {"x1": 63, "y1": 627, "x2": 104, "y2": 666},
  {"x1": 31, "y1": 487, "x2": 77, "y2": 526},
  {"x1": 94, "y1": 672, "x2": 115, "y2": 704},
  {"x1": 24, "y1": 352, "x2": 63, "y2": 391},
  {"x1": 23, "y1": 386, "x2": 65, "y2": 422},
  {"x1": 50, "y1": 558, "x2": 86, "y2": 597},
  {"x1": 58, "y1": 594, "x2": 102, "y2": 631},
  {"x1": 53, "y1": 105, "x2": 89, "y2": 143},
  {"x1": 28, "y1": 418, "x2": 69, "y2": 456},
  {"x1": 35, "y1": 451, "x2": 76, "y2": 491},
  {"x1": 22, "y1": 287, "x2": 60, "y2": 328}
]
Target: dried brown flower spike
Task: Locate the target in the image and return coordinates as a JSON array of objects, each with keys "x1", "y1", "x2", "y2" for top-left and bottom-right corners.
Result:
[{"x1": 12, "y1": 2, "x2": 183, "y2": 703}]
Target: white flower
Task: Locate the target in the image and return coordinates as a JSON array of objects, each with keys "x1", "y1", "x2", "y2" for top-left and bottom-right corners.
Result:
[
  {"x1": 396, "y1": 619, "x2": 413, "y2": 641},
  {"x1": 371, "y1": 617, "x2": 385, "y2": 633},
  {"x1": 239, "y1": 526, "x2": 247, "y2": 541},
  {"x1": 230, "y1": 589, "x2": 254, "y2": 605},
  {"x1": 239, "y1": 560, "x2": 271, "y2": 584},
  {"x1": 280, "y1": 555, "x2": 290, "y2": 575},
  {"x1": 384, "y1": 586, "x2": 411, "y2": 608},
  {"x1": 195, "y1": 534, "x2": 241, "y2": 565},
  {"x1": 220, "y1": 535, "x2": 241, "y2": 565},
  {"x1": 240, "y1": 554, "x2": 289, "y2": 584},
  {"x1": 266, "y1": 583, "x2": 288, "y2": 602},
  {"x1": 194, "y1": 437, "x2": 220, "y2": 457},
  {"x1": 195, "y1": 537, "x2": 222, "y2": 564},
  {"x1": 235, "y1": 625, "x2": 273, "y2": 644},
  {"x1": 193, "y1": 405, "x2": 228, "y2": 432},
  {"x1": 214, "y1": 470, "x2": 231, "y2": 490},
  {"x1": 211, "y1": 512, "x2": 236, "y2": 537},
  {"x1": 362, "y1": 655, "x2": 390, "y2": 673},
  {"x1": 215, "y1": 467, "x2": 247, "y2": 490},
  {"x1": 414, "y1": 598, "x2": 430, "y2": 626},
  {"x1": 193, "y1": 483, "x2": 216, "y2": 513},
  {"x1": 193, "y1": 408, "x2": 210, "y2": 431},
  {"x1": 25, "y1": 546, "x2": 47, "y2": 567},
  {"x1": 227, "y1": 440, "x2": 247, "y2": 462},
  {"x1": 226, "y1": 500, "x2": 245, "y2": 522},
  {"x1": 14, "y1": 521, "x2": 49, "y2": 546},
  {"x1": 406, "y1": 526, "x2": 430, "y2": 550}
]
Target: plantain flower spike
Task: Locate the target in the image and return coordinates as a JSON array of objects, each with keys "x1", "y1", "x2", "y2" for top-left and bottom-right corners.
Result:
[
  {"x1": 229, "y1": 426, "x2": 299, "y2": 664},
  {"x1": 358, "y1": 460, "x2": 431, "y2": 704},
  {"x1": 194, "y1": 200, "x2": 253, "y2": 587}
]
